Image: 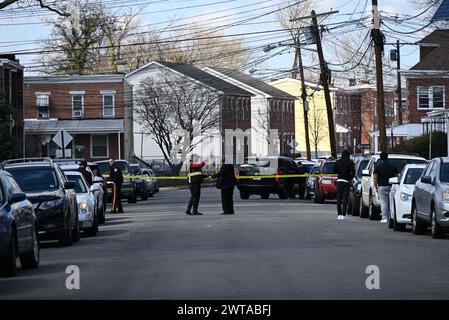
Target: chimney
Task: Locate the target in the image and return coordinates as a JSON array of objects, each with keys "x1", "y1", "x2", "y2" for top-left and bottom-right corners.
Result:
[{"x1": 117, "y1": 60, "x2": 126, "y2": 74}]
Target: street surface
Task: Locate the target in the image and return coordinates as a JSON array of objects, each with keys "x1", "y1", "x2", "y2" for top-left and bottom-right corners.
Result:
[{"x1": 1, "y1": 187, "x2": 449, "y2": 299}]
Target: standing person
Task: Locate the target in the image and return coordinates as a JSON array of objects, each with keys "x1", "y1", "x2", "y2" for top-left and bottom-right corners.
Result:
[
  {"x1": 186, "y1": 155, "x2": 207, "y2": 216},
  {"x1": 213, "y1": 162, "x2": 238, "y2": 214},
  {"x1": 333, "y1": 150, "x2": 355, "y2": 220},
  {"x1": 296, "y1": 161, "x2": 306, "y2": 199},
  {"x1": 109, "y1": 158, "x2": 124, "y2": 214},
  {"x1": 78, "y1": 160, "x2": 93, "y2": 186},
  {"x1": 374, "y1": 152, "x2": 398, "y2": 223}
]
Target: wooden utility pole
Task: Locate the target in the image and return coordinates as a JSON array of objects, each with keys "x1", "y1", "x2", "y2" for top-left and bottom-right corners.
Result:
[
  {"x1": 371, "y1": 0, "x2": 387, "y2": 152},
  {"x1": 311, "y1": 10, "x2": 337, "y2": 158},
  {"x1": 295, "y1": 35, "x2": 312, "y2": 160},
  {"x1": 396, "y1": 40, "x2": 403, "y2": 125}
]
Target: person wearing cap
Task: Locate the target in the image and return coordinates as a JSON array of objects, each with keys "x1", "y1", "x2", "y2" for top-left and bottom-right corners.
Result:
[
  {"x1": 78, "y1": 160, "x2": 93, "y2": 186},
  {"x1": 212, "y1": 162, "x2": 238, "y2": 215},
  {"x1": 373, "y1": 152, "x2": 398, "y2": 224},
  {"x1": 186, "y1": 155, "x2": 207, "y2": 216},
  {"x1": 333, "y1": 150, "x2": 355, "y2": 220}
]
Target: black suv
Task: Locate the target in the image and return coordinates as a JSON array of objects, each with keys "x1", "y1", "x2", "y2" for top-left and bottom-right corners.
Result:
[
  {"x1": 237, "y1": 156, "x2": 302, "y2": 199},
  {"x1": 348, "y1": 157, "x2": 371, "y2": 216},
  {"x1": 2, "y1": 158, "x2": 80, "y2": 246},
  {"x1": 129, "y1": 163, "x2": 149, "y2": 201},
  {"x1": 95, "y1": 160, "x2": 137, "y2": 203}
]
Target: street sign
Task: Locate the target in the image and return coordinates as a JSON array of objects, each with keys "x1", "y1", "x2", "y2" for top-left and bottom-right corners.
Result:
[
  {"x1": 52, "y1": 130, "x2": 73, "y2": 149},
  {"x1": 56, "y1": 149, "x2": 72, "y2": 158}
]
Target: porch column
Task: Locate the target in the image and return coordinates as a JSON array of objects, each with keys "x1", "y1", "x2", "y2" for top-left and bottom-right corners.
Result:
[{"x1": 118, "y1": 132, "x2": 121, "y2": 160}]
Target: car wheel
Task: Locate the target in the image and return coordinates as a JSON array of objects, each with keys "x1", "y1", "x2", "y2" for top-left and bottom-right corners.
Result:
[
  {"x1": 141, "y1": 189, "x2": 148, "y2": 201},
  {"x1": 305, "y1": 194, "x2": 312, "y2": 200},
  {"x1": 20, "y1": 225, "x2": 40, "y2": 270},
  {"x1": 128, "y1": 193, "x2": 137, "y2": 203},
  {"x1": 411, "y1": 204, "x2": 426, "y2": 235},
  {"x1": 392, "y1": 202, "x2": 406, "y2": 231},
  {"x1": 99, "y1": 205, "x2": 106, "y2": 224},
  {"x1": 368, "y1": 194, "x2": 379, "y2": 220},
  {"x1": 86, "y1": 212, "x2": 99, "y2": 237},
  {"x1": 431, "y1": 207, "x2": 444, "y2": 239},
  {"x1": 59, "y1": 213, "x2": 73, "y2": 247},
  {"x1": 240, "y1": 191, "x2": 250, "y2": 200},
  {"x1": 352, "y1": 196, "x2": 360, "y2": 216},
  {"x1": 0, "y1": 228, "x2": 17, "y2": 277},
  {"x1": 149, "y1": 192, "x2": 154, "y2": 198},
  {"x1": 360, "y1": 196, "x2": 369, "y2": 218},
  {"x1": 278, "y1": 186, "x2": 288, "y2": 200},
  {"x1": 261, "y1": 193, "x2": 269, "y2": 199},
  {"x1": 347, "y1": 198, "x2": 353, "y2": 216},
  {"x1": 72, "y1": 212, "x2": 80, "y2": 243}
]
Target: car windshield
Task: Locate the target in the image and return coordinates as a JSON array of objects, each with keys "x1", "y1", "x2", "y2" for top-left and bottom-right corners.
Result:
[
  {"x1": 6, "y1": 166, "x2": 58, "y2": 192},
  {"x1": 130, "y1": 165, "x2": 141, "y2": 175},
  {"x1": 303, "y1": 164, "x2": 315, "y2": 173},
  {"x1": 440, "y1": 163, "x2": 449, "y2": 183},
  {"x1": 322, "y1": 163, "x2": 335, "y2": 174},
  {"x1": 97, "y1": 161, "x2": 129, "y2": 175},
  {"x1": 403, "y1": 168, "x2": 424, "y2": 185},
  {"x1": 375, "y1": 158, "x2": 427, "y2": 172},
  {"x1": 247, "y1": 158, "x2": 273, "y2": 167},
  {"x1": 357, "y1": 159, "x2": 370, "y2": 177},
  {"x1": 312, "y1": 166, "x2": 320, "y2": 174},
  {"x1": 65, "y1": 174, "x2": 88, "y2": 193}
]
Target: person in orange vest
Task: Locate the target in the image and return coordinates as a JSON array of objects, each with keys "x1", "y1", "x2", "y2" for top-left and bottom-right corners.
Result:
[{"x1": 185, "y1": 155, "x2": 207, "y2": 216}]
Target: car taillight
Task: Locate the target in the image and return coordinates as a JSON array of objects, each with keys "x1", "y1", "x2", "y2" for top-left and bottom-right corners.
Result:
[
  {"x1": 275, "y1": 169, "x2": 280, "y2": 184},
  {"x1": 236, "y1": 169, "x2": 240, "y2": 179}
]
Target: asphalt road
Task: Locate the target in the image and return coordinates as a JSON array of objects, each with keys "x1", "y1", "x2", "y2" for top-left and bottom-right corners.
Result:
[{"x1": 1, "y1": 187, "x2": 449, "y2": 300}]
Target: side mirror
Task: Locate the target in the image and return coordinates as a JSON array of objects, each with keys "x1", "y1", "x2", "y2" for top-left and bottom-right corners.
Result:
[
  {"x1": 421, "y1": 176, "x2": 432, "y2": 185},
  {"x1": 9, "y1": 192, "x2": 27, "y2": 204},
  {"x1": 389, "y1": 177, "x2": 399, "y2": 184},
  {"x1": 93, "y1": 176, "x2": 103, "y2": 183},
  {"x1": 362, "y1": 170, "x2": 370, "y2": 177},
  {"x1": 90, "y1": 184, "x2": 100, "y2": 193},
  {"x1": 64, "y1": 181, "x2": 76, "y2": 189}
]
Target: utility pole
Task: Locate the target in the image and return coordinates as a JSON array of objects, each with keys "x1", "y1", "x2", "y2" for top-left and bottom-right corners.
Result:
[
  {"x1": 371, "y1": 0, "x2": 387, "y2": 152},
  {"x1": 311, "y1": 10, "x2": 337, "y2": 158},
  {"x1": 295, "y1": 35, "x2": 312, "y2": 160},
  {"x1": 396, "y1": 40, "x2": 403, "y2": 125}
]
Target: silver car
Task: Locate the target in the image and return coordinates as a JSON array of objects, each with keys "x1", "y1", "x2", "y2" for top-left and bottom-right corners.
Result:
[
  {"x1": 64, "y1": 171, "x2": 100, "y2": 237},
  {"x1": 412, "y1": 157, "x2": 449, "y2": 239}
]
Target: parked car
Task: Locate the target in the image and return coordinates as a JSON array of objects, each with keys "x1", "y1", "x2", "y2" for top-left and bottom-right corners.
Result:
[
  {"x1": 64, "y1": 171, "x2": 101, "y2": 237},
  {"x1": 348, "y1": 157, "x2": 371, "y2": 216},
  {"x1": 129, "y1": 163, "x2": 149, "y2": 200},
  {"x1": 150, "y1": 159, "x2": 173, "y2": 176},
  {"x1": 388, "y1": 164, "x2": 426, "y2": 231},
  {"x1": 411, "y1": 157, "x2": 449, "y2": 238},
  {"x1": 305, "y1": 165, "x2": 321, "y2": 200},
  {"x1": 95, "y1": 160, "x2": 137, "y2": 203},
  {"x1": 2, "y1": 158, "x2": 80, "y2": 246},
  {"x1": 87, "y1": 162, "x2": 109, "y2": 218},
  {"x1": 360, "y1": 154, "x2": 427, "y2": 220},
  {"x1": 142, "y1": 168, "x2": 159, "y2": 193},
  {"x1": 314, "y1": 160, "x2": 337, "y2": 203},
  {"x1": 60, "y1": 164, "x2": 106, "y2": 224},
  {"x1": 0, "y1": 170, "x2": 40, "y2": 277},
  {"x1": 237, "y1": 156, "x2": 301, "y2": 199},
  {"x1": 295, "y1": 160, "x2": 318, "y2": 174}
]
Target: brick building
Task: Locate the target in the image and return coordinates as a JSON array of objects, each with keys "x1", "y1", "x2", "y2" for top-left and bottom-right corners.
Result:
[
  {"x1": 0, "y1": 54, "x2": 24, "y2": 156},
  {"x1": 335, "y1": 84, "x2": 396, "y2": 153},
  {"x1": 403, "y1": 30, "x2": 449, "y2": 124},
  {"x1": 23, "y1": 74, "x2": 133, "y2": 161}
]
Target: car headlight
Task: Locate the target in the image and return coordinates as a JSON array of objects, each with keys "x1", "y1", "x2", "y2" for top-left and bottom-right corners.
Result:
[
  {"x1": 442, "y1": 189, "x2": 449, "y2": 202},
  {"x1": 321, "y1": 179, "x2": 332, "y2": 185},
  {"x1": 40, "y1": 198, "x2": 64, "y2": 210},
  {"x1": 400, "y1": 192, "x2": 412, "y2": 202},
  {"x1": 80, "y1": 201, "x2": 89, "y2": 211}
]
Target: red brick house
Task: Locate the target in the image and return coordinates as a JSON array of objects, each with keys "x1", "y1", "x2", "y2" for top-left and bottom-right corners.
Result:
[
  {"x1": 23, "y1": 74, "x2": 134, "y2": 161},
  {"x1": 0, "y1": 54, "x2": 24, "y2": 156},
  {"x1": 335, "y1": 83, "x2": 396, "y2": 153},
  {"x1": 403, "y1": 30, "x2": 449, "y2": 124}
]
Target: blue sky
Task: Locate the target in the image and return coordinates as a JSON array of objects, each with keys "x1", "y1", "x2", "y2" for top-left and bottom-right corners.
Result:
[{"x1": 0, "y1": 0, "x2": 437, "y2": 81}]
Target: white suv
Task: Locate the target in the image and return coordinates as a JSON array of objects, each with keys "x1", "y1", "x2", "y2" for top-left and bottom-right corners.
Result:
[{"x1": 359, "y1": 154, "x2": 427, "y2": 220}]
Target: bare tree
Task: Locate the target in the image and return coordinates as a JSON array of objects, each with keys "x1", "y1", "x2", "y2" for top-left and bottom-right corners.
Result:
[
  {"x1": 308, "y1": 98, "x2": 325, "y2": 158},
  {"x1": 135, "y1": 72, "x2": 221, "y2": 175},
  {"x1": 0, "y1": 0, "x2": 69, "y2": 16},
  {"x1": 256, "y1": 104, "x2": 273, "y2": 148}
]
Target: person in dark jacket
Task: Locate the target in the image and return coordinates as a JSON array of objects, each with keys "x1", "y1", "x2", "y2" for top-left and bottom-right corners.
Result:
[
  {"x1": 333, "y1": 150, "x2": 355, "y2": 220},
  {"x1": 78, "y1": 160, "x2": 93, "y2": 186},
  {"x1": 186, "y1": 156, "x2": 207, "y2": 216},
  {"x1": 109, "y1": 158, "x2": 124, "y2": 214},
  {"x1": 213, "y1": 163, "x2": 238, "y2": 214}
]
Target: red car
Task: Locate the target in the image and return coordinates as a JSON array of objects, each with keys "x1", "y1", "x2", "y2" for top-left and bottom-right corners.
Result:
[{"x1": 314, "y1": 160, "x2": 337, "y2": 203}]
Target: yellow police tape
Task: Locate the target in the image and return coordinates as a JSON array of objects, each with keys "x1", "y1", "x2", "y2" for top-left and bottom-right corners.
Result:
[{"x1": 105, "y1": 174, "x2": 337, "y2": 180}]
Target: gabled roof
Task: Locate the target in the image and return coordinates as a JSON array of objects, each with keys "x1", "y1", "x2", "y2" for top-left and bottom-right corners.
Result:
[
  {"x1": 126, "y1": 61, "x2": 252, "y2": 96},
  {"x1": 432, "y1": 0, "x2": 449, "y2": 22},
  {"x1": 411, "y1": 30, "x2": 449, "y2": 71},
  {"x1": 205, "y1": 68, "x2": 296, "y2": 100},
  {"x1": 417, "y1": 29, "x2": 449, "y2": 44}
]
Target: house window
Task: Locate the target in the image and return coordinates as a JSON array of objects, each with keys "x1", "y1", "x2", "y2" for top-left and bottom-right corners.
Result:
[
  {"x1": 103, "y1": 95, "x2": 115, "y2": 117},
  {"x1": 71, "y1": 91, "x2": 85, "y2": 118},
  {"x1": 36, "y1": 92, "x2": 50, "y2": 119},
  {"x1": 417, "y1": 86, "x2": 445, "y2": 109},
  {"x1": 91, "y1": 134, "x2": 109, "y2": 158}
]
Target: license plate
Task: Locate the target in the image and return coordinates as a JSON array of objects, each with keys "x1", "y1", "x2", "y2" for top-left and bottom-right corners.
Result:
[{"x1": 252, "y1": 177, "x2": 261, "y2": 181}]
